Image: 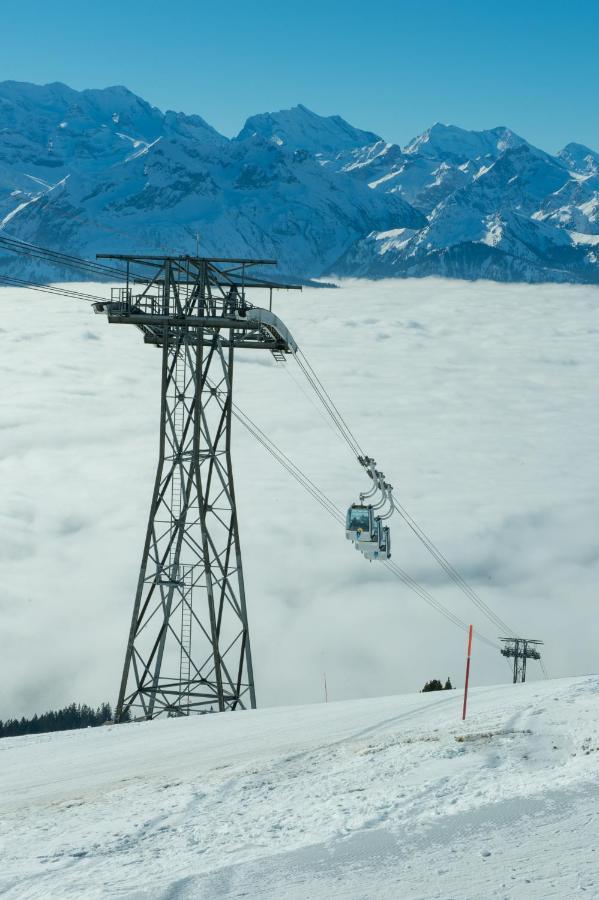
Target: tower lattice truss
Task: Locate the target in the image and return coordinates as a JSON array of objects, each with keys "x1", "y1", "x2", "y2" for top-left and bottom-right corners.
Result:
[{"x1": 93, "y1": 255, "x2": 299, "y2": 720}]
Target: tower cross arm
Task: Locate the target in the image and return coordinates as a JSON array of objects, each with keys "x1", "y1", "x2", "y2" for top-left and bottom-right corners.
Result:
[{"x1": 93, "y1": 303, "x2": 298, "y2": 354}]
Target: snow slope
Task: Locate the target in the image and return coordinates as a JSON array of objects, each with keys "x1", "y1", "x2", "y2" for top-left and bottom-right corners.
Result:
[{"x1": 1, "y1": 675, "x2": 598, "y2": 898}]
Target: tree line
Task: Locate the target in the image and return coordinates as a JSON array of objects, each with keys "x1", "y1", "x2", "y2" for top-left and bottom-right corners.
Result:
[
  {"x1": 422, "y1": 678, "x2": 453, "y2": 692},
  {"x1": 1, "y1": 681, "x2": 456, "y2": 738},
  {"x1": 0, "y1": 702, "x2": 130, "y2": 739}
]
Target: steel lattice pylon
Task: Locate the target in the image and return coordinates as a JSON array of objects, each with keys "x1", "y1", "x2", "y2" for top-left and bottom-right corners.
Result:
[
  {"x1": 94, "y1": 255, "x2": 299, "y2": 720},
  {"x1": 500, "y1": 637, "x2": 543, "y2": 683}
]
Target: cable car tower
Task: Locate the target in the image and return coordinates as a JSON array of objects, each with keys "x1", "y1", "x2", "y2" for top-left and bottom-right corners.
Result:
[
  {"x1": 500, "y1": 637, "x2": 543, "y2": 683},
  {"x1": 93, "y1": 254, "x2": 300, "y2": 721}
]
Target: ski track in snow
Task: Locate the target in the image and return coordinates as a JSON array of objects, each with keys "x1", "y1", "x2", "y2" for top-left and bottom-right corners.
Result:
[{"x1": 1, "y1": 677, "x2": 599, "y2": 898}]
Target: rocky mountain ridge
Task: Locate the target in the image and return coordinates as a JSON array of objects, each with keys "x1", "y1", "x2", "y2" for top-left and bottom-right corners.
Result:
[{"x1": 0, "y1": 80, "x2": 597, "y2": 284}]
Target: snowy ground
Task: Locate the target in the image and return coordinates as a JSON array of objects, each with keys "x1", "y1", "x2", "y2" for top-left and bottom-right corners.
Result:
[
  {"x1": 1, "y1": 675, "x2": 598, "y2": 898},
  {"x1": 1, "y1": 278, "x2": 599, "y2": 718}
]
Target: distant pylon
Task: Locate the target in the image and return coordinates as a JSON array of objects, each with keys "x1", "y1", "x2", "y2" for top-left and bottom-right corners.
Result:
[{"x1": 500, "y1": 637, "x2": 543, "y2": 683}]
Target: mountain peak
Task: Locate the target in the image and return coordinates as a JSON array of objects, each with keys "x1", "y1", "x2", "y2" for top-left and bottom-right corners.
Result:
[
  {"x1": 404, "y1": 123, "x2": 531, "y2": 163},
  {"x1": 235, "y1": 104, "x2": 381, "y2": 155},
  {"x1": 0, "y1": 79, "x2": 225, "y2": 147},
  {"x1": 557, "y1": 142, "x2": 599, "y2": 175}
]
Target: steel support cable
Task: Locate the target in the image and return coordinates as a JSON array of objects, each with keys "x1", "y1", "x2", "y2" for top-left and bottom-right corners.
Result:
[
  {"x1": 384, "y1": 559, "x2": 499, "y2": 649},
  {"x1": 205, "y1": 375, "x2": 344, "y2": 523},
  {"x1": 228, "y1": 401, "x2": 343, "y2": 524},
  {"x1": 0, "y1": 232, "x2": 128, "y2": 277},
  {"x1": 222, "y1": 387, "x2": 500, "y2": 652},
  {"x1": 282, "y1": 363, "x2": 344, "y2": 444},
  {"x1": 296, "y1": 350, "x2": 364, "y2": 452},
  {"x1": 388, "y1": 559, "x2": 498, "y2": 649},
  {"x1": 0, "y1": 273, "x2": 108, "y2": 303},
  {"x1": 293, "y1": 354, "x2": 358, "y2": 457},
  {"x1": 293, "y1": 351, "x2": 364, "y2": 460},
  {"x1": 391, "y1": 499, "x2": 516, "y2": 637},
  {"x1": 0, "y1": 233, "x2": 149, "y2": 282},
  {"x1": 240, "y1": 413, "x2": 490, "y2": 644},
  {"x1": 291, "y1": 350, "x2": 516, "y2": 642},
  {"x1": 0, "y1": 235, "x2": 123, "y2": 279},
  {"x1": 296, "y1": 354, "x2": 364, "y2": 458},
  {"x1": 238, "y1": 424, "x2": 341, "y2": 523},
  {"x1": 291, "y1": 347, "x2": 515, "y2": 638}
]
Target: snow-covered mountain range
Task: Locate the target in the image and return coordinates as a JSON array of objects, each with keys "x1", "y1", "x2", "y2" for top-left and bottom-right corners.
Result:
[{"x1": 1, "y1": 80, "x2": 598, "y2": 283}]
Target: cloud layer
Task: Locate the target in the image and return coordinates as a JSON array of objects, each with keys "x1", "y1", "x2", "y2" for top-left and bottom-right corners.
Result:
[{"x1": 1, "y1": 278, "x2": 598, "y2": 718}]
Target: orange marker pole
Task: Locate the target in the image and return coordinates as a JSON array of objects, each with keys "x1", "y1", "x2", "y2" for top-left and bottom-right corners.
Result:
[{"x1": 462, "y1": 625, "x2": 473, "y2": 721}]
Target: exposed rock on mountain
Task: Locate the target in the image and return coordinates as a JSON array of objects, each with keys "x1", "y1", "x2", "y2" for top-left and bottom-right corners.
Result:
[
  {"x1": 557, "y1": 142, "x2": 599, "y2": 175},
  {"x1": 0, "y1": 81, "x2": 597, "y2": 284}
]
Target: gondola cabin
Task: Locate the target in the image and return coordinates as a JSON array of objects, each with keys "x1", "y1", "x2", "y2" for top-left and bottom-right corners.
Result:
[
  {"x1": 363, "y1": 523, "x2": 391, "y2": 561},
  {"x1": 345, "y1": 504, "x2": 373, "y2": 542},
  {"x1": 357, "y1": 520, "x2": 391, "y2": 562}
]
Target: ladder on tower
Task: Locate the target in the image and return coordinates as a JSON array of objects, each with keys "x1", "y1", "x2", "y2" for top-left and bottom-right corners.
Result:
[
  {"x1": 170, "y1": 353, "x2": 193, "y2": 714},
  {"x1": 179, "y1": 566, "x2": 193, "y2": 714}
]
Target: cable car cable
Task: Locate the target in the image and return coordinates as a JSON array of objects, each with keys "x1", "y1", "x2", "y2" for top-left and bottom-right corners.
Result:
[
  {"x1": 218, "y1": 380, "x2": 501, "y2": 652},
  {"x1": 0, "y1": 274, "x2": 108, "y2": 304},
  {"x1": 0, "y1": 233, "x2": 149, "y2": 282},
  {"x1": 289, "y1": 347, "x2": 517, "y2": 640},
  {"x1": 296, "y1": 350, "x2": 364, "y2": 454},
  {"x1": 282, "y1": 363, "x2": 344, "y2": 444},
  {"x1": 391, "y1": 498, "x2": 516, "y2": 638},
  {"x1": 227, "y1": 399, "x2": 343, "y2": 524},
  {"x1": 293, "y1": 352, "x2": 364, "y2": 460},
  {"x1": 384, "y1": 559, "x2": 500, "y2": 649}
]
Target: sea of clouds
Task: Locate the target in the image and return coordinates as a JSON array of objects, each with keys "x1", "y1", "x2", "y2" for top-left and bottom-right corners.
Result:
[{"x1": 1, "y1": 278, "x2": 598, "y2": 718}]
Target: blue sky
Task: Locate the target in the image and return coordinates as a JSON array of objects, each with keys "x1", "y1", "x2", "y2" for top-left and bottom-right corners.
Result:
[{"x1": 3, "y1": 0, "x2": 599, "y2": 152}]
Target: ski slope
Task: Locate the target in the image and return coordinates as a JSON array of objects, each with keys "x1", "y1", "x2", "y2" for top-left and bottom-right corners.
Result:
[{"x1": 1, "y1": 676, "x2": 598, "y2": 898}]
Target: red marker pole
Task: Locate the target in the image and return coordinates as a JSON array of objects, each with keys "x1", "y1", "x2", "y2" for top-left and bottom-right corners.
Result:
[{"x1": 462, "y1": 625, "x2": 473, "y2": 721}]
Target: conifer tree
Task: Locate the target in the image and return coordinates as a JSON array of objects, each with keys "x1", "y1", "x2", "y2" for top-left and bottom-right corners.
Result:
[{"x1": 422, "y1": 679, "x2": 444, "y2": 693}]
